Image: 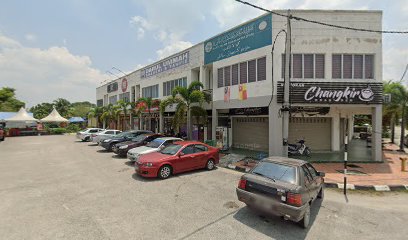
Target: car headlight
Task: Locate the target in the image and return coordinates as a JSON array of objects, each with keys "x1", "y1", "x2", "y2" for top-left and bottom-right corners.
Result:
[
  {"x1": 143, "y1": 162, "x2": 153, "y2": 167},
  {"x1": 119, "y1": 145, "x2": 128, "y2": 149}
]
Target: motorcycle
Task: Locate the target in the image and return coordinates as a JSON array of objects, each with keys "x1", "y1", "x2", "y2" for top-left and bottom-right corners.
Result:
[{"x1": 288, "y1": 139, "x2": 311, "y2": 157}]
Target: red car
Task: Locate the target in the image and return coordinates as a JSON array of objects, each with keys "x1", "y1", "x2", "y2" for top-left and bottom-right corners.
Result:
[
  {"x1": 0, "y1": 128, "x2": 4, "y2": 141},
  {"x1": 135, "y1": 141, "x2": 220, "y2": 179}
]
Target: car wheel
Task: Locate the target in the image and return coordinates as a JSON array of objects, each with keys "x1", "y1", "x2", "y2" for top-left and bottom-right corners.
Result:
[
  {"x1": 299, "y1": 204, "x2": 311, "y2": 229},
  {"x1": 158, "y1": 165, "x2": 172, "y2": 179},
  {"x1": 206, "y1": 159, "x2": 215, "y2": 170},
  {"x1": 107, "y1": 144, "x2": 114, "y2": 151},
  {"x1": 0, "y1": 137, "x2": 4, "y2": 141},
  {"x1": 317, "y1": 186, "x2": 324, "y2": 199}
]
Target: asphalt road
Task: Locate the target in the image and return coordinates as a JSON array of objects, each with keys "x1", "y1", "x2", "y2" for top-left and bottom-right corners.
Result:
[{"x1": 0, "y1": 135, "x2": 407, "y2": 240}]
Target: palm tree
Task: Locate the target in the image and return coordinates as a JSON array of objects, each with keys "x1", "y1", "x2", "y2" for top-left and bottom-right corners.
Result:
[
  {"x1": 53, "y1": 98, "x2": 72, "y2": 118},
  {"x1": 160, "y1": 81, "x2": 210, "y2": 139},
  {"x1": 383, "y1": 81, "x2": 408, "y2": 150},
  {"x1": 100, "y1": 104, "x2": 121, "y2": 129},
  {"x1": 117, "y1": 100, "x2": 132, "y2": 131},
  {"x1": 88, "y1": 106, "x2": 104, "y2": 128},
  {"x1": 136, "y1": 97, "x2": 160, "y2": 131}
]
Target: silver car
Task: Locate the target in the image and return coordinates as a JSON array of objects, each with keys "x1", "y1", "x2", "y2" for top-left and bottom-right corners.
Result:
[
  {"x1": 76, "y1": 128, "x2": 105, "y2": 142},
  {"x1": 127, "y1": 137, "x2": 183, "y2": 162},
  {"x1": 91, "y1": 129, "x2": 122, "y2": 144}
]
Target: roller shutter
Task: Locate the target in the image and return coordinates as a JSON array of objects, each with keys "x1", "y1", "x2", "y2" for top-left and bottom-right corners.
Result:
[
  {"x1": 289, "y1": 117, "x2": 331, "y2": 151},
  {"x1": 232, "y1": 117, "x2": 269, "y2": 152}
]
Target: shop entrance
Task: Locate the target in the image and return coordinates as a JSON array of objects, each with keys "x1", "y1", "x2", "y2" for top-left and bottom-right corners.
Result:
[{"x1": 232, "y1": 117, "x2": 269, "y2": 152}]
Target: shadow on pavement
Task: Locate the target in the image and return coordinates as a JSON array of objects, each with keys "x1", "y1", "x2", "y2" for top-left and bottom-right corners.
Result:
[
  {"x1": 111, "y1": 154, "x2": 126, "y2": 159},
  {"x1": 97, "y1": 149, "x2": 111, "y2": 153},
  {"x1": 88, "y1": 143, "x2": 99, "y2": 146},
  {"x1": 124, "y1": 161, "x2": 135, "y2": 166},
  {"x1": 233, "y1": 199, "x2": 322, "y2": 240}
]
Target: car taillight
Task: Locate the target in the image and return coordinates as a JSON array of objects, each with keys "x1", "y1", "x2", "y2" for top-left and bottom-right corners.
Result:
[
  {"x1": 238, "y1": 179, "x2": 247, "y2": 190},
  {"x1": 287, "y1": 192, "x2": 302, "y2": 207}
]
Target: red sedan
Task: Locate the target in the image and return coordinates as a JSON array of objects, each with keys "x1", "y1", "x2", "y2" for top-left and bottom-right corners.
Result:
[{"x1": 135, "y1": 141, "x2": 220, "y2": 179}]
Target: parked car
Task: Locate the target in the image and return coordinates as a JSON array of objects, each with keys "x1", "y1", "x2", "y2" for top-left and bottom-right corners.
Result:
[
  {"x1": 76, "y1": 128, "x2": 105, "y2": 141},
  {"x1": 100, "y1": 130, "x2": 152, "y2": 151},
  {"x1": 127, "y1": 137, "x2": 183, "y2": 162},
  {"x1": 91, "y1": 129, "x2": 122, "y2": 144},
  {"x1": 134, "y1": 141, "x2": 219, "y2": 179},
  {"x1": 113, "y1": 133, "x2": 164, "y2": 157},
  {"x1": 0, "y1": 127, "x2": 5, "y2": 141},
  {"x1": 236, "y1": 157, "x2": 325, "y2": 228}
]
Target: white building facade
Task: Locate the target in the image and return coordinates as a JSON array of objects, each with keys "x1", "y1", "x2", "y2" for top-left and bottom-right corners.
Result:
[{"x1": 96, "y1": 10, "x2": 383, "y2": 162}]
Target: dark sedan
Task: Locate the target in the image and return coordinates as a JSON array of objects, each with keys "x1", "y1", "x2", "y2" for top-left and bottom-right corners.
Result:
[
  {"x1": 236, "y1": 157, "x2": 325, "y2": 228},
  {"x1": 113, "y1": 133, "x2": 163, "y2": 157},
  {"x1": 100, "y1": 130, "x2": 152, "y2": 151}
]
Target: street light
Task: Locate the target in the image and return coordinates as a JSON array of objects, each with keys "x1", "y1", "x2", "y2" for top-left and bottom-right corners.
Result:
[{"x1": 112, "y1": 67, "x2": 127, "y2": 76}]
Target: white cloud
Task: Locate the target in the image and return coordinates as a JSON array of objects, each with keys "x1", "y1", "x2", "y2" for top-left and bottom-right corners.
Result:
[
  {"x1": 0, "y1": 33, "x2": 107, "y2": 107},
  {"x1": 24, "y1": 33, "x2": 37, "y2": 42},
  {"x1": 156, "y1": 40, "x2": 193, "y2": 59},
  {"x1": 129, "y1": 15, "x2": 154, "y2": 39}
]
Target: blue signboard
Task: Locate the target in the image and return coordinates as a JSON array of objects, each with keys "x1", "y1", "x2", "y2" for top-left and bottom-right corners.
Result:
[
  {"x1": 204, "y1": 14, "x2": 272, "y2": 64},
  {"x1": 141, "y1": 51, "x2": 189, "y2": 78}
]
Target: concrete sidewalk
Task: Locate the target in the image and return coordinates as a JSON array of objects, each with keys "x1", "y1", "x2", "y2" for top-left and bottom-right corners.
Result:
[{"x1": 313, "y1": 143, "x2": 408, "y2": 188}]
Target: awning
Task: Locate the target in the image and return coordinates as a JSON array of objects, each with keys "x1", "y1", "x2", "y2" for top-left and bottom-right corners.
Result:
[
  {"x1": 40, "y1": 108, "x2": 69, "y2": 122},
  {"x1": 69, "y1": 117, "x2": 85, "y2": 123},
  {"x1": 4, "y1": 107, "x2": 38, "y2": 122}
]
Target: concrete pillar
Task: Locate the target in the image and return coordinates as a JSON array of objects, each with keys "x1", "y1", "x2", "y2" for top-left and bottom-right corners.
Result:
[
  {"x1": 199, "y1": 66, "x2": 206, "y2": 86},
  {"x1": 348, "y1": 115, "x2": 354, "y2": 141},
  {"x1": 331, "y1": 113, "x2": 340, "y2": 151},
  {"x1": 159, "y1": 112, "x2": 164, "y2": 133},
  {"x1": 204, "y1": 126, "x2": 208, "y2": 141},
  {"x1": 211, "y1": 108, "x2": 218, "y2": 141},
  {"x1": 372, "y1": 105, "x2": 382, "y2": 162},
  {"x1": 269, "y1": 102, "x2": 283, "y2": 156}
]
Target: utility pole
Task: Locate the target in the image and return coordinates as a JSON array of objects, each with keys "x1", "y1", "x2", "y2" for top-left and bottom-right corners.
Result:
[{"x1": 282, "y1": 10, "x2": 291, "y2": 157}]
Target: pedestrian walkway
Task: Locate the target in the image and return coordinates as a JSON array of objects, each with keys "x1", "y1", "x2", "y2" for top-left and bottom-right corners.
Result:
[{"x1": 313, "y1": 143, "x2": 408, "y2": 186}]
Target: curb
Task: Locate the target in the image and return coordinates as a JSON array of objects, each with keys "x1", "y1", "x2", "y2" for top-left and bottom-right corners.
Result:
[
  {"x1": 324, "y1": 182, "x2": 408, "y2": 192},
  {"x1": 224, "y1": 165, "x2": 408, "y2": 192}
]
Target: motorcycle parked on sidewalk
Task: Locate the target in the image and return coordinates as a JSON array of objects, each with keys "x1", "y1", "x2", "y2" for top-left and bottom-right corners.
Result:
[{"x1": 288, "y1": 139, "x2": 311, "y2": 157}]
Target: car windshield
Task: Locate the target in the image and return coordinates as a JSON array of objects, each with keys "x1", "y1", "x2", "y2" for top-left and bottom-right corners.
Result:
[
  {"x1": 252, "y1": 162, "x2": 297, "y2": 184},
  {"x1": 130, "y1": 134, "x2": 147, "y2": 142},
  {"x1": 160, "y1": 144, "x2": 182, "y2": 155},
  {"x1": 146, "y1": 139, "x2": 164, "y2": 148}
]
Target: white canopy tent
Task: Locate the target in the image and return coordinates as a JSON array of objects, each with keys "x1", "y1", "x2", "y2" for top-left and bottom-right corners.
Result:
[
  {"x1": 5, "y1": 107, "x2": 38, "y2": 122},
  {"x1": 40, "y1": 108, "x2": 69, "y2": 122}
]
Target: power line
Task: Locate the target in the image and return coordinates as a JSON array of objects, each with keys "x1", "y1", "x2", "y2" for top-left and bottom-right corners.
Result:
[
  {"x1": 399, "y1": 64, "x2": 408, "y2": 82},
  {"x1": 235, "y1": 0, "x2": 408, "y2": 34}
]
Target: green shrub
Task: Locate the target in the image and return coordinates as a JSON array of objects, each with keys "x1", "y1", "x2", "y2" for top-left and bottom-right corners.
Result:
[
  {"x1": 66, "y1": 124, "x2": 81, "y2": 133},
  {"x1": 49, "y1": 128, "x2": 67, "y2": 134}
]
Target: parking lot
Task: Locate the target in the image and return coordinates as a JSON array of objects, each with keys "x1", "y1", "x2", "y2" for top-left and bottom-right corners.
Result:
[{"x1": 1, "y1": 135, "x2": 407, "y2": 240}]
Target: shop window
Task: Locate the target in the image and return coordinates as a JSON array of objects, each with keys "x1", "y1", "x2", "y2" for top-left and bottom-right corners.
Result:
[
  {"x1": 282, "y1": 54, "x2": 324, "y2": 79},
  {"x1": 248, "y1": 59, "x2": 256, "y2": 83},
  {"x1": 217, "y1": 68, "x2": 224, "y2": 88},
  {"x1": 163, "y1": 77, "x2": 188, "y2": 96},
  {"x1": 257, "y1": 57, "x2": 266, "y2": 81},
  {"x1": 293, "y1": 54, "x2": 303, "y2": 78},
  {"x1": 315, "y1": 54, "x2": 325, "y2": 78},
  {"x1": 240, "y1": 62, "x2": 248, "y2": 84},
  {"x1": 97, "y1": 99, "x2": 103, "y2": 107},
  {"x1": 332, "y1": 54, "x2": 374, "y2": 79},
  {"x1": 224, "y1": 66, "x2": 231, "y2": 86},
  {"x1": 232, "y1": 64, "x2": 239, "y2": 85},
  {"x1": 142, "y1": 84, "x2": 159, "y2": 98},
  {"x1": 303, "y1": 54, "x2": 314, "y2": 78}
]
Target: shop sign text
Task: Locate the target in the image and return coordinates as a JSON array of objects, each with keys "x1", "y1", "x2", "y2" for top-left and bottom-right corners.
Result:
[{"x1": 141, "y1": 51, "x2": 189, "y2": 78}]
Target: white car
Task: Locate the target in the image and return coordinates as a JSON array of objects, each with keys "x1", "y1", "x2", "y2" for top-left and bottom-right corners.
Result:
[
  {"x1": 91, "y1": 129, "x2": 122, "y2": 144},
  {"x1": 127, "y1": 137, "x2": 183, "y2": 162},
  {"x1": 76, "y1": 128, "x2": 105, "y2": 141}
]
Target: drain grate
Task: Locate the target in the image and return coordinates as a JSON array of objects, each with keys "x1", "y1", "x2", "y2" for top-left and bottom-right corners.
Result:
[{"x1": 336, "y1": 169, "x2": 367, "y2": 175}]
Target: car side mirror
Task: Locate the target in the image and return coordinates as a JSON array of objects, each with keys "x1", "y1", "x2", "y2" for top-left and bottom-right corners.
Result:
[
  {"x1": 179, "y1": 152, "x2": 185, "y2": 157},
  {"x1": 318, "y1": 172, "x2": 325, "y2": 177}
]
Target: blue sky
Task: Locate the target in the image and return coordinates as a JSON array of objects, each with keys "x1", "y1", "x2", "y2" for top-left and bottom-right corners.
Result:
[{"x1": 0, "y1": 0, "x2": 407, "y2": 107}]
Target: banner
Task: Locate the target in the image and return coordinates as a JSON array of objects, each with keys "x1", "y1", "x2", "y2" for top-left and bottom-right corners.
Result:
[
  {"x1": 224, "y1": 86, "x2": 230, "y2": 102},
  {"x1": 239, "y1": 84, "x2": 247, "y2": 100}
]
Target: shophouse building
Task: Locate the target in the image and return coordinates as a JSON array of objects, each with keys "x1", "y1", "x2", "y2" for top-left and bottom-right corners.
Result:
[{"x1": 96, "y1": 10, "x2": 383, "y2": 162}]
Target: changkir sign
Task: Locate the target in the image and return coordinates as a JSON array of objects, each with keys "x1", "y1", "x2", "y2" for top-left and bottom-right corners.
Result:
[
  {"x1": 204, "y1": 14, "x2": 272, "y2": 64},
  {"x1": 141, "y1": 51, "x2": 189, "y2": 78},
  {"x1": 277, "y1": 82, "x2": 383, "y2": 104}
]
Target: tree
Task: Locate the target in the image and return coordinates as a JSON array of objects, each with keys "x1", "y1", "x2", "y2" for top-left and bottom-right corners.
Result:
[
  {"x1": 53, "y1": 98, "x2": 72, "y2": 118},
  {"x1": 136, "y1": 97, "x2": 160, "y2": 131},
  {"x1": 117, "y1": 100, "x2": 132, "y2": 130},
  {"x1": 29, "y1": 103, "x2": 54, "y2": 119},
  {"x1": 100, "y1": 104, "x2": 121, "y2": 129},
  {"x1": 88, "y1": 106, "x2": 104, "y2": 128},
  {"x1": 0, "y1": 87, "x2": 25, "y2": 111},
  {"x1": 383, "y1": 81, "x2": 408, "y2": 150},
  {"x1": 160, "y1": 81, "x2": 210, "y2": 139},
  {"x1": 71, "y1": 101, "x2": 96, "y2": 118}
]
